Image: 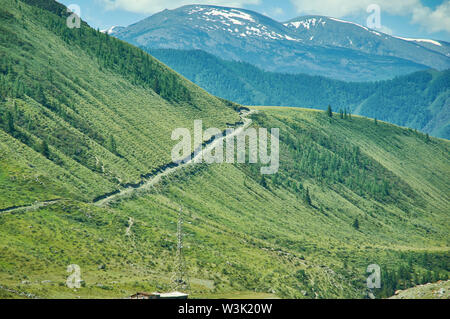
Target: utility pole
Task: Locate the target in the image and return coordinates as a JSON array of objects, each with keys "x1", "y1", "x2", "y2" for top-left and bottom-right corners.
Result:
[{"x1": 172, "y1": 208, "x2": 190, "y2": 292}]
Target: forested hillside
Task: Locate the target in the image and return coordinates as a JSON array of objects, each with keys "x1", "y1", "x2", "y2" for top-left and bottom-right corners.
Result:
[
  {"x1": 149, "y1": 49, "x2": 450, "y2": 139},
  {"x1": 0, "y1": 0, "x2": 240, "y2": 206},
  {"x1": 0, "y1": 0, "x2": 448, "y2": 300}
]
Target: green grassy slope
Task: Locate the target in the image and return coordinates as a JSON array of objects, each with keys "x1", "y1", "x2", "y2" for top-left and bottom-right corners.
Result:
[
  {"x1": 0, "y1": 0, "x2": 448, "y2": 299},
  {"x1": 389, "y1": 280, "x2": 449, "y2": 299},
  {"x1": 1, "y1": 105, "x2": 449, "y2": 299}
]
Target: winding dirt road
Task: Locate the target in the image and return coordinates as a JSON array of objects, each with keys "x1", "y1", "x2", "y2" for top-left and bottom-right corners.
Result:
[
  {"x1": 0, "y1": 111, "x2": 256, "y2": 213},
  {"x1": 0, "y1": 200, "x2": 62, "y2": 215},
  {"x1": 94, "y1": 110, "x2": 256, "y2": 206}
]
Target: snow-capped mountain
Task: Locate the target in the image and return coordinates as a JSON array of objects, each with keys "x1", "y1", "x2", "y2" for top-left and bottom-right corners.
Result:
[
  {"x1": 113, "y1": 5, "x2": 450, "y2": 81},
  {"x1": 284, "y1": 15, "x2": 450, "y2": 69}
]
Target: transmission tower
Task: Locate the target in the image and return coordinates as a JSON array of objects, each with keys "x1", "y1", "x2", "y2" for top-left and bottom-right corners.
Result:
[{"x1": 172, "y1": 208, "x2": 190, "y2": 292}]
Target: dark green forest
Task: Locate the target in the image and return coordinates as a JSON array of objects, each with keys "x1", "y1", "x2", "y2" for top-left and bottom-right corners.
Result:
[
  {"x1": 148, "y1": 49, "x2": 450, "y2": 139},
  {"x1": 0, "y1": 2, "x2": 193, "y2": 106}
]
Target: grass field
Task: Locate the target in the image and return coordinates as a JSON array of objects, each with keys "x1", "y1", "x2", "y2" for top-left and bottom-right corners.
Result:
[
  {"x1": 389, "y1": 280, "x2": 449, "y2": 299},
  {"x1": 1, "y1": 105, "x2": 448, "y2": 299}
]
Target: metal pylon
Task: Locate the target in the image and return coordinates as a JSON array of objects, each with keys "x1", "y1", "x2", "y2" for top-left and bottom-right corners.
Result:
[{"x1": 171, "y1": 208, "x2": 190, "y2": 292}]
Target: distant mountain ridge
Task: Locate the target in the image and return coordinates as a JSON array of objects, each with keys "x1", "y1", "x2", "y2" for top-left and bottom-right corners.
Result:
[
  {"x1": 148, "y1": 48, "x2": 450, "y2": 139},
  {"x1": 283, "y1": 15, "x2": 450, "y2": 69},
  {"x1": 112, "y1": 4, "x2": 450, "y2": 81}
]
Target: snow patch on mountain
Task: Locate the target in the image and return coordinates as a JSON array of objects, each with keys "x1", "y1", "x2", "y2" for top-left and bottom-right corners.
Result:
[
  {"x1": 189, "y1": 6, "x2": 256, "y2": 26},
  {"x1": 101, "y1": 26, "x2": 121, "y2": 35},
  {"x1": 393, "y1": 36, "x2": 442, "y2": 47},
  {"x1": 328, "y1": 17, "x2": 369, "y2": 31},
  {"x1": 285, "y1": 35, "x2": 294, "y2": 41},
  {"x1": 284, "y1": 18, "x2": 326, "y2": 29},
  {"x1": 204, "y1": 8, "x2": 255, "y2": 23},
  {"x1": 184, "y1": 6, "x2": 300, "y2": 42},
  {"x1": 188, "y1": 7, "x2": 206, "y2": 15}
]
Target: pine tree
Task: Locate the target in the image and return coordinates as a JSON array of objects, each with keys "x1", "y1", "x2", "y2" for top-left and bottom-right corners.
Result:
[
  {"x1": 327, "y1": 105, "x2": 333, "y2": 117},
  {"x1": 352, "y1": 218, "x2": 359, "y2": 230},
  {"x1": 6, "y1": 111, "x2": 14, "y2": 134},
  {"x1": 339, "y1": 109, "x2": 344, "y2": 119},
  {"x1": 304, "y1": 187, "x2": 312, "y2": 206},
  {"x1": 260, "y1": 176, "x2": 267, "y2": 188},
  {"x1": 108, "y1": 135, "x2": 117, "y2": 154},
  {"x1": 40, "y1": 140, "x2": 50, "y2": 158},
  {"x1": 374, "y1": 118, "x2": 378, "y2": 125},
  {"x1": 344, "y1": 109, "x2": 347, "y2": 119}
]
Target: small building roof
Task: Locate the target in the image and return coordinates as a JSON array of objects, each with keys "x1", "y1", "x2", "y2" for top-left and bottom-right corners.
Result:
[
  {"x1": 159, "y1": 291, "x2": 188, "y2": 297},
  {"x1": 130, "y1": 291, "x2": 189, "y2": 299}
]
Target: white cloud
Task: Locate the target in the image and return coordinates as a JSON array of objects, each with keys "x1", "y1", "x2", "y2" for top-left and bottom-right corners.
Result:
[
  {"x1": 289, "y1": 0, "x2": 450, "y2": 33},
  {"x1": 99, "y1": 0, "x2": 261, "y2": 14},
  {"x1": 411, "y1": 2, "x2": 450, "y2": 33},
  {"x1": 273, "y1": 7, "x2": 284, "y2": 16}
]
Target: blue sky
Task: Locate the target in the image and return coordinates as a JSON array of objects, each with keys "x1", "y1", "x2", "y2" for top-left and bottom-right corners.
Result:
[{"x1": 58, "y1": 0, "x2": 450, "y2": 41}]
